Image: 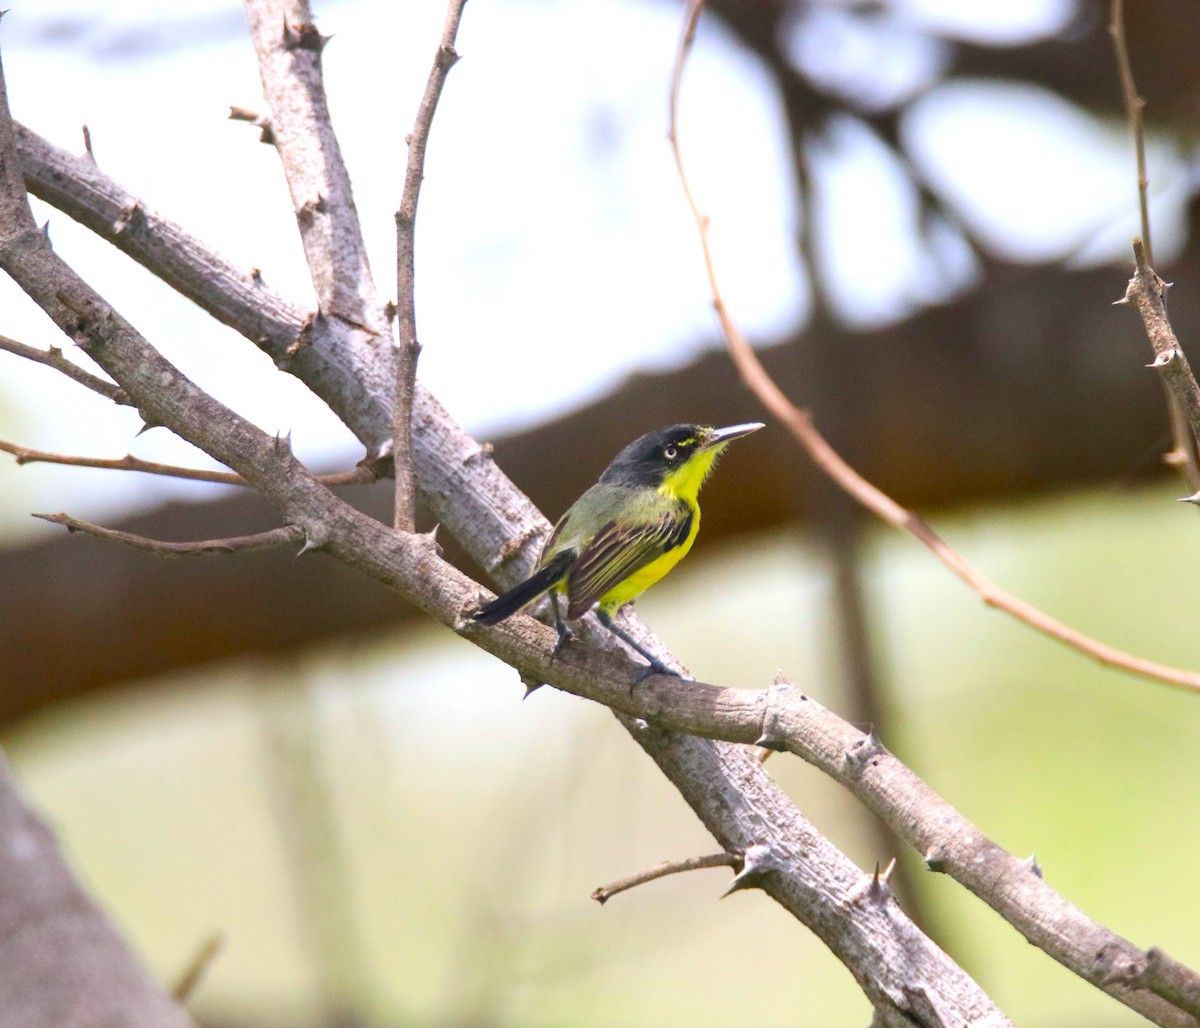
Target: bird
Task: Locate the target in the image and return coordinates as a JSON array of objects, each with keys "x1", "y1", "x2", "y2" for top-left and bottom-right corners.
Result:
[{"x1": 471, "y1": 422, "x2": 764, "y2": 678}]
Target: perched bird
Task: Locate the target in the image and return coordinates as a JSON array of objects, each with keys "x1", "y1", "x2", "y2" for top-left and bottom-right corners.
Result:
[{"x1": 471, "y1": 422, "x2": 764, "y2": 677}]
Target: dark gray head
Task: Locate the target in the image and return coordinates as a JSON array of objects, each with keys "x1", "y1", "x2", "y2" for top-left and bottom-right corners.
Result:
[{"x1": 598, "y1": 423, "x2": 764, "y2": 489}]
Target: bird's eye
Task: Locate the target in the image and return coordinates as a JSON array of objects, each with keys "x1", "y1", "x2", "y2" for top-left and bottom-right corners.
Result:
[{"x1": 663, "y1": 445, "x2": 678, "y2": 460}]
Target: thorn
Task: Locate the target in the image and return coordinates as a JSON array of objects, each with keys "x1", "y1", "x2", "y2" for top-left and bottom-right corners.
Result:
[
  {"x1": 295, "y1": 526, "x2": 327, "y2": 557},
  {"x1": 924, "y1": 847, "x2": 947, "y2": 873},
  {"x1": 1023, "y1": 853, "x2": 1043, "y2": 879},
  {"x1": 421, "y1": 524, "x2": 442, "y2": 556},
  {"x1": 878, "y1": 857, "x2": 896, "y2": 884},
  {"x1": 753, "y1": 733, "x2": 787, "y2": 752},
  {"x1": 1149, "y1": 349, "x2": 1176, "y2": 368},
  {"x1": 720, "y1": 844, "x2": 773, "y2": 898},
  {"x1": 852, "y1": 858, "x2": 897, "y2": 904},
  {"x1": 273, "y1": 431, "x2": 294, "y2": 457},
  {"x1": 1178, "y1": 492, "x2": 1200, "y2": 505},
  {"x1": 844, "y1": 727, "x2": 885, "y2": 767},
  {"x1": 282, "y1": 17, "x2": 328, "y2": 52},
  {"x1": 112, "y1": 201, "x2": 139, "y2": 236},
  {"x1": 135, "y1": 420, "x2": 162, "y2": 437},
  {"x1": 519, "y1": 671, "x2": 545, "y2": 698},
  {"x1": 41, "y1": 220, "x2": 51, "y2": 242}
]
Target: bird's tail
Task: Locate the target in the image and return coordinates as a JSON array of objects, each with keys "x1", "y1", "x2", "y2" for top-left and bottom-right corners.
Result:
[{"x1": 472, "y1": 551, "x2": 574, "y2": 625}]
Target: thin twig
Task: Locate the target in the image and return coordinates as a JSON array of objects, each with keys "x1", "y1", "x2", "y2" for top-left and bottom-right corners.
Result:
[
  {"x1": 592, "y1": 852, "x2": 741, "y2": 904},
  {"x1": 0, "y1": 331, "x2": 129, "y2": 404},
  {"x1": 668, "y1": 0, "x2": 1200, "y2": 697},
  {"x1": 33, "y1": 512, "x2": 304, "y2": 557},
  {"x1": 1108, "y1": 0, "x2": 1200, "y2": 491},
  {"x1": 0, "y1": 439, "x2": 377, "y2": 487},
  {"x1": 394, "y1": 0, "x2": 466, "y2": 532},
  {"x1": 171, "y1": 932, "x2": 224, "y2": 1003},
  {"x1": 1108, "y1": 0, "x2": 1153, "y2": 268}
]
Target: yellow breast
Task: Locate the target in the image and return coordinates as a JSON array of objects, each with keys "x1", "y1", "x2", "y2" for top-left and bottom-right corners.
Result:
[{"x1": 596, "y1": 501, "x2": 701, "y2": 613}]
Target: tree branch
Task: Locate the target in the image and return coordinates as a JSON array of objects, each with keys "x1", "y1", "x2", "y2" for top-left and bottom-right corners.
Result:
[
  {"x1": 668, "y1": 0, "x2": 1200, "y2": 699},
  {"x1": 1108, "y1": 0, "x2": 1200, "y2": 491},
  {"x1": 0, "y1": 330, "x2": 129, "y2": 404},
  {"x1": 32, "y1": 512, "x2": 304, "y2": 557},
  {"x1": 1121, "y1": 239, "x2": 1200, "y2": 491},
  {"x1": 0, "y1": 437, "x2": 377, "y2": 487},
  {"x1": 592, "y1": 852, "x2": 741, "y2": 904},
  {"x1": 14, "y1": 119, "x2": 397, "y2": 455},
  {"x1": 241, "y1": 0, "x2": 390, "y2": 343},
  {"x1": 0, "y1": 749, "x2": 189, "y2": 1025},
  {"x1": 393, "y1": 0, "x2": 465, "y2": 533},
  {"x1": 0, "y1": 47, "x2": 1003, "y2": 1025}
]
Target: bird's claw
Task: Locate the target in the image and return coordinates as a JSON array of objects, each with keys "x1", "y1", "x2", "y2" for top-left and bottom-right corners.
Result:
[
  {"x1": 634, "y1": 660, "x2": 682, "y2": 683},
  {"x1": 552, "y1": 621, "x2": 574, "y2": 658}
]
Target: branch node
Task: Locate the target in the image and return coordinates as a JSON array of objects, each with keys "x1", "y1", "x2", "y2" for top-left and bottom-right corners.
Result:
[
  {"x1": 755, "y1": 673, "x2": 799, "y2": 752},
  {"x1": 282, "y1": 17, "x2": 330, "y2": 54},
  {"x1": 296, "y1": 525, "x2": 327, "y2": 557},
  {"x1": 112, "y1": 201, "x2": 140, "y2": 236},
  {"x1": 720, "y1": 843, "x2": 775, "y2": 898},
  {"x1": 923, "y1": 847, "x2": 948, "y2": 873}
]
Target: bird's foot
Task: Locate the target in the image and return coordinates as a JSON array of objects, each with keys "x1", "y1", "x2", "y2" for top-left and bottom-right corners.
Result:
[
  {"x1": 552, "y1": 620, "x2": 575, "y2": 658},
  {"x1": 634, "y1": 658, "x2": 683, "y2": 683}
]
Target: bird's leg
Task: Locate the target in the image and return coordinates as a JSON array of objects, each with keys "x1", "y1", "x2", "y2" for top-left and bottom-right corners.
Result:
[
  {"x1": 596, "y1": 610, "x2": 681, "y2": 681},
  {"x1": 550, "y1": 593, "x2": 574, "y2": 657}
]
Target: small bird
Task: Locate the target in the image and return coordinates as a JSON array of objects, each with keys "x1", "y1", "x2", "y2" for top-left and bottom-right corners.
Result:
[{"x1": 471, "y1": 422, "x2": 764, "y2": 677}]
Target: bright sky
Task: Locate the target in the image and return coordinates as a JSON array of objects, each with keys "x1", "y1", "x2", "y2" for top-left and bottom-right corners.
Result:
[{"x1": 0, "y1": 0, "x2": 1187, "y2": 531}]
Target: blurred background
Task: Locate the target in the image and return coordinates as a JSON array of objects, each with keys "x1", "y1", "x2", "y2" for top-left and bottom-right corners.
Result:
[{"x1": 2, "y1": 0, "x2": 1200, "y2": 1024}]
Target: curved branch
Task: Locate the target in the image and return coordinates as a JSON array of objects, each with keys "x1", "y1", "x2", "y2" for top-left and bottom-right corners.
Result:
[{"x1": 668, "y1": 0, "x2": 1200, "y2": 698}]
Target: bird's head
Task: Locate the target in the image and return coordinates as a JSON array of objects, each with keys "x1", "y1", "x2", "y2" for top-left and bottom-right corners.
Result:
[{"x1": 599, "y1": 422, "x2": 764, "y2": 501}]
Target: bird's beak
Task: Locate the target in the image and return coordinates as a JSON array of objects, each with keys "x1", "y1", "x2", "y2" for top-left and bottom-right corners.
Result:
[{"x1": 703, "y1": 422, "x2": 765, "y2": 448}]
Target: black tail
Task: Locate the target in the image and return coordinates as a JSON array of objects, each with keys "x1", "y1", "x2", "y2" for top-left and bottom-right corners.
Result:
[{"x1": 472, "y1": 551, "x2": 574, "y2": 625}]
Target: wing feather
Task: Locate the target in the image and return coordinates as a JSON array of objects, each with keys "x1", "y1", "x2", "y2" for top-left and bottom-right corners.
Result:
[{"x1": 565, "y1": 506, "x2": 692, "y2": 619}]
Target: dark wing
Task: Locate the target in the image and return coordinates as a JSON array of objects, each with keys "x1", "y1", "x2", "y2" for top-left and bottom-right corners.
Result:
[
  {"x1": 472, "y1": 550, "x2": 575, "y2": 625},
  {"x1": 565, "y1": 507, "x2": 692, "y2": 619}
]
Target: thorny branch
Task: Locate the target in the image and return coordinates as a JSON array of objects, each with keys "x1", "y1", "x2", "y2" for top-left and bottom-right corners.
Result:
[
  {"x1": 1108, "y1": 0, "x2": 1200, "y2": 490},
  {"x1": 5, "y1": 3, "x2": 1199, "y2": 1024},
  {"x1": 0, "y1": 20, "x2": 1005, "y2": 1025},
  {"x1": 668, "y1": 0, "x2": 1200, "y2": 698},
  {"x1": 1121, "y1": 239, "x2": 1200, "y2": 490},
  {"x1": 393, "y1": 0, "x2": 466, "y2": 532}
]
